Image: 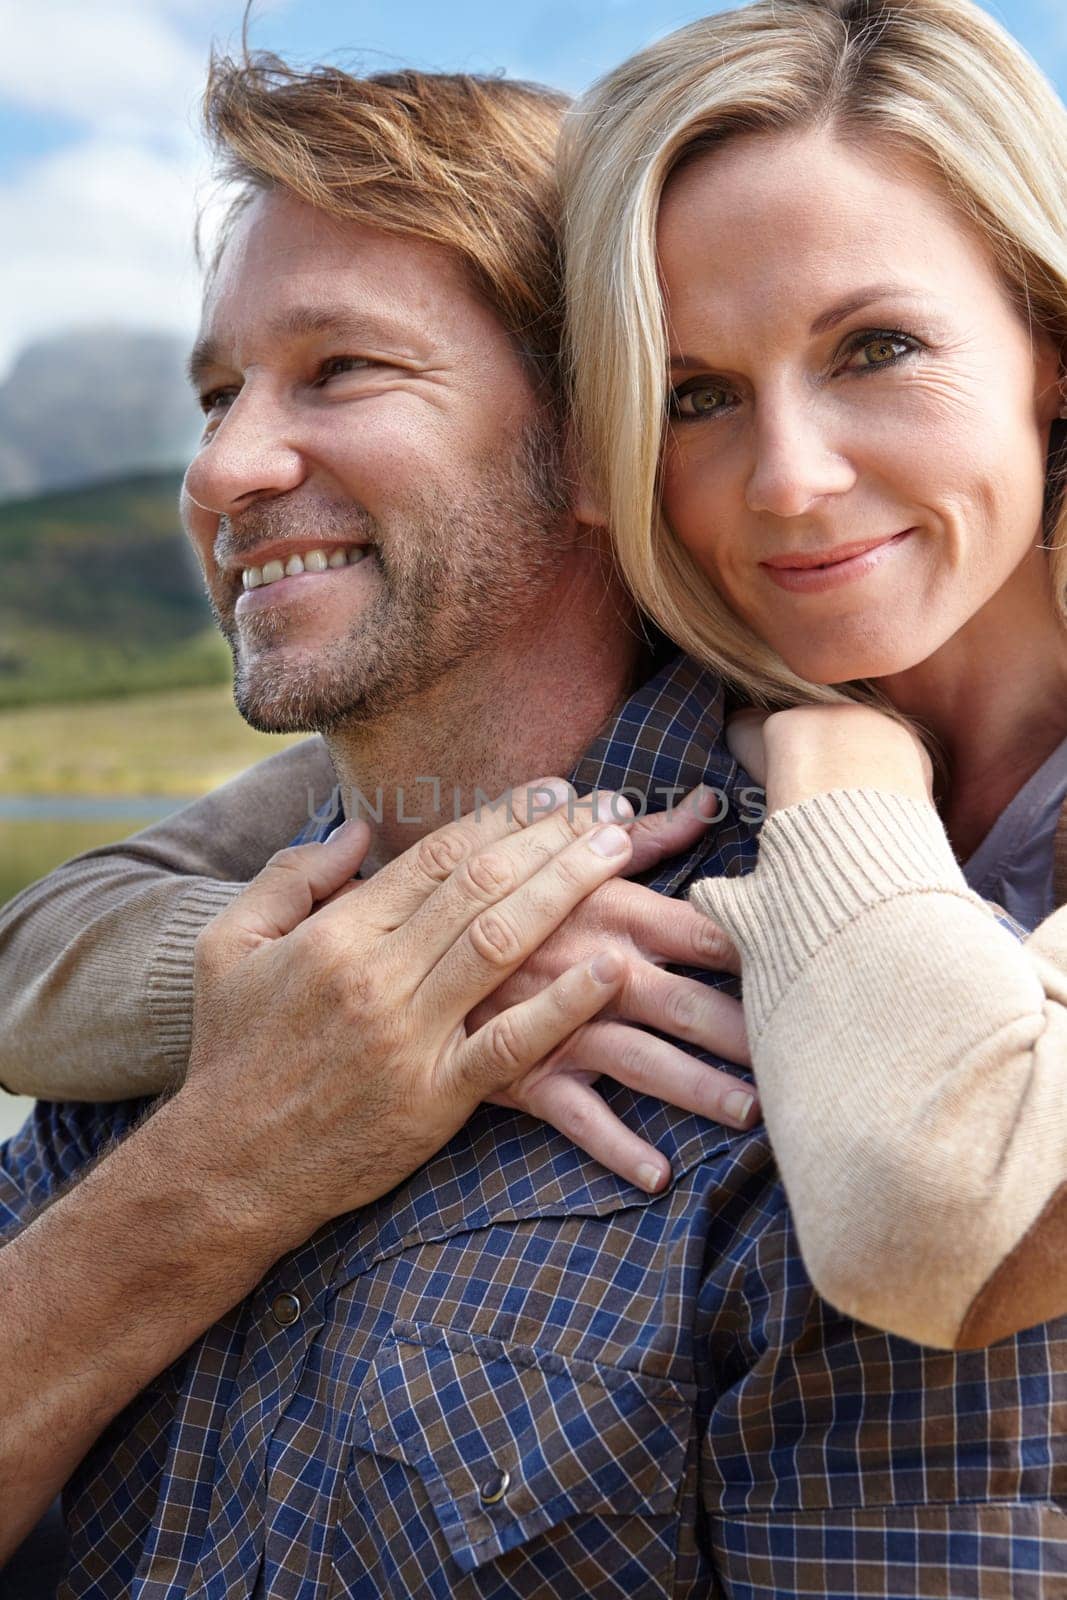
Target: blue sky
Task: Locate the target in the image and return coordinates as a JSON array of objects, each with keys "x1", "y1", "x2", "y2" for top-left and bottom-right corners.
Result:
[{"x1": 0, "y1": 0, "x2": 1063, "y2": 378}]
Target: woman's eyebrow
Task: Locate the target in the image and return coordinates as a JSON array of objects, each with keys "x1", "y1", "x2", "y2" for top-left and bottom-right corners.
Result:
[
  {"x1": 667, "y1": 284, "x2": 928, "y2": 370},
  {"x1": 808, "y1": 283, "x2": 923, "y2": 336}
]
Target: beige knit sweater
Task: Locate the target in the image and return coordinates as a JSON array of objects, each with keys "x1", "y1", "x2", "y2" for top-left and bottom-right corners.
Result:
[
  {"x1": 691, "y1": 787, "x2": 1067, "y2": 1351},
  {"x1": 2, "y1": 746, "x2": 1064, "y2": 1349}
]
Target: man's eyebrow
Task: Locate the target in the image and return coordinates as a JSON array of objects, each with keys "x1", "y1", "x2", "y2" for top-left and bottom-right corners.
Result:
[
  {"x1": 667, "y1": 284, "x2": 924, "y2": 371},
  {"x1": 185, "y1": 306, "x2": 418, "y2": 390}
]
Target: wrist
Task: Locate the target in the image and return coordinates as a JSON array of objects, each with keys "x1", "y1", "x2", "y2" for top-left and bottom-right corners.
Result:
[
  {"x1": 144, "y1": 1088, "x2": 308, "y2": 1269},
  {"x1": 763, "y1": 706, "x2": 931, "y2": 813}
]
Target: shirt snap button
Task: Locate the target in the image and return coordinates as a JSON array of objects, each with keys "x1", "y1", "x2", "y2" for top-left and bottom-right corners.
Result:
[
  {"x1": 270, "y1": 1292, "x2": 302, "y2": 1327},
  {"x1": 479, "y1": 1467, "x2": 511, "y2": 1506}
]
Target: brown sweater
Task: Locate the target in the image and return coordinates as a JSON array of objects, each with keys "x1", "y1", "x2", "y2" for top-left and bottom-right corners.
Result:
[{"x1": 0, "y1": 738, "x2": 335, "y2": 1098}]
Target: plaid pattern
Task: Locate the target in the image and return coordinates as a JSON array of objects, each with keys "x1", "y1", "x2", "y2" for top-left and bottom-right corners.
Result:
[{"x1": 3, "y1": 650, "x2": 1067, "y2": 1598}]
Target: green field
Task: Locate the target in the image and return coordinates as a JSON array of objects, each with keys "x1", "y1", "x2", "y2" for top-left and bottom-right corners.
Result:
[
  {"x1": 0, "y1": 473, "x2": 313, "y2": 907},
  {"x1": 0, "y1": 683, "x2": 306, "y2": 797}
]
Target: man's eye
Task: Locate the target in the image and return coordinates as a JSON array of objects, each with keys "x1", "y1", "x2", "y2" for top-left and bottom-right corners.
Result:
[
  {"x1": 316, "y1": 356, "x2": 372, "y2": 383},
  {"x1": 844, "y1": 332, "x2": 919, "y2": 371},
  {"x1": 199, "y1": 386, "x2": 238, "y2": 417},
  {"x1": 669, "y1": 382, "x2": 735, "y2": 421}
]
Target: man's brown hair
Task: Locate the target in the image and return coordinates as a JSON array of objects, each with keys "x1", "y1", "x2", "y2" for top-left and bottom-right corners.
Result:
[{"x1": 202, "y1": 54, "x2": 569, "y2": 395}]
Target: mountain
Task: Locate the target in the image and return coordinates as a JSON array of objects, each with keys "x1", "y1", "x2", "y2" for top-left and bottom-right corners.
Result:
[
  {"x1": 0, "y1": 329, "x2": 199, "y2": 502},
  {"x1": 0, "y1": 471, "x2": 232, "y2": 709}
]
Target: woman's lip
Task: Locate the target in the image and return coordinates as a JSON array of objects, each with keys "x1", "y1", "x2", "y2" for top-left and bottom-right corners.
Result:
[
  {"x1": 760, "y1": 529, "x2": 914, "y2": 594},
  {"x1": 760, "y1": 532, "x2": 912, "y2": 571}
]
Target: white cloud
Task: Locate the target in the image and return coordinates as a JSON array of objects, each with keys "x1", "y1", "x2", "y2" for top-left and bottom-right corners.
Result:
[
  {"x1": 0, "y1": 134, "x2": 208, "y2": 377},
  {"x1": 0, "y1": 0, "x2": 210, "y2": 145}
]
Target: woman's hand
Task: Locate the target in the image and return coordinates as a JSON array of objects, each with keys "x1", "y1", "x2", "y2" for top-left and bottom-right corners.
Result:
[{"x1": 726, "y1": 704, "x2": 934, "y2": 815}]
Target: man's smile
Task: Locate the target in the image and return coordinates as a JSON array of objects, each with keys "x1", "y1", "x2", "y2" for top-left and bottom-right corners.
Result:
[{"x1": 233, "y1": 545, "x2": 376, "y2": 616}]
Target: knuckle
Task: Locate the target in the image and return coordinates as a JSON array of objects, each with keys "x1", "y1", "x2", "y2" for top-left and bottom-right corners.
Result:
[
  {"x1": 460, "y1": 848, "x2": 517, "y2": 901},
  {"x1": 483, "y1": 1011, "x2": 531, "y2": 1075},
  {"x1": 692, "y1": 913, "x2": 729, "y2": 959},
  {"x1": 263, "y1": 844, "x2": 307, "y2": 875},
  {"x1": 559, "y1": 1095, "x2": 598, "y2": 1147},
  {"x1": 617, "y1": 1035, "x2": 657, "y2": 1089},
  {"x1": 546, "y1": 846, "x2": 592, "y2": 895},
  {"x1": 468, "y1": 908, "x2": 524, "y2": 968},
  {"x1": 415, "y1": 829, "x2": 468, "y2": 882},
  {"x1": 661, "y1": 983, "x2": 700, "y2": 1035}
]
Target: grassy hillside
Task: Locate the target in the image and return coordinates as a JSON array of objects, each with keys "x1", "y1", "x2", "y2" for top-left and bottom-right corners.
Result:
[
  {"x1": 0, "y1": 471, "x2": 232, "y2": 708},
  {"x1": 0, "y1": 684, "x2": 307, "y2": 797}
]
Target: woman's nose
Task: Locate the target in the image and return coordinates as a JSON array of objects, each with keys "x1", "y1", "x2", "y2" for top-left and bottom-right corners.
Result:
[
  {"x1": 745, "y1": 402, "x2": 856, "y2": 519},
  {"x1": 184, "y1": 386, "x2": 305, "y2": 519}
]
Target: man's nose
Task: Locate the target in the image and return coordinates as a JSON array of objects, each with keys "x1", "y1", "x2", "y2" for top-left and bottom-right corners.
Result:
[
  {"x1": 744, "y1": 400, "x2": 856, "y2": 518},
  {"x1": 184, "y1": 385, "x2": 306, "y2": 519}
]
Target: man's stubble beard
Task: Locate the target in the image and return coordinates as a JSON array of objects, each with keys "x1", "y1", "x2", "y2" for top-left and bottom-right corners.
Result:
[{"x1": 210, "y1": 416, "x2": 573, "y2": 735}]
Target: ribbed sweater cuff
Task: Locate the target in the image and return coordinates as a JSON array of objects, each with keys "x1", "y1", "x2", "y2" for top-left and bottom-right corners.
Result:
[
  {"x1": 146, "y1": 880, "x2": 243, "y2": 1080},
  {"x1": 691, "y1": 788, "x2": 990, "y2": 1037}
]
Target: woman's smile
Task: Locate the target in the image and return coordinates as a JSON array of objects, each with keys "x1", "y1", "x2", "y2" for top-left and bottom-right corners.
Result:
[{"x1": 758, "y1": 529, "x2": 916, "y2": 594}]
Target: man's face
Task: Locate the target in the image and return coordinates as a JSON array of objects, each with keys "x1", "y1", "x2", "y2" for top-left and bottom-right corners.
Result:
[{"x1": 182, "y1": 190, "x2": 570, "y2": 732}]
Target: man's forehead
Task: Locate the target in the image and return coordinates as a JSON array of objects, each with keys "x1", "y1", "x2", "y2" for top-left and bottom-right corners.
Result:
[{"x1": 192, "y1": 190, "x2": 488, "y2": 376}]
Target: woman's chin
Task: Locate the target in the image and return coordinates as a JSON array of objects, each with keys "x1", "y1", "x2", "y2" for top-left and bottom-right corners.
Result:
[{"x1": 775, "y1": 634, "x2": 931, "y2": 687}]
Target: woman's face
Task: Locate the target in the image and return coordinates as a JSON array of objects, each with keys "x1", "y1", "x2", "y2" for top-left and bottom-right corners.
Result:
[{"x1": 657, "y1": 127, "x2": 1062, "y2": 684}]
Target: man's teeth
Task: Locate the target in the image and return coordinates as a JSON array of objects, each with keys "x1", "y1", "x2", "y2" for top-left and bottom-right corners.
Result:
[{"x1": 241, "y1": 547, "x2": 368, "y2": 590}]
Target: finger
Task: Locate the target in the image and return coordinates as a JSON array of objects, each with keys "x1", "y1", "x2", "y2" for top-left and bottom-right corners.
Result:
[
  {"x1": 343, "y1": 775, "x2": 574, "y2": 928},
  {"x1": 206, "y1": 821, "x2": 372, "y2": 955},
  {"x1": 516, "y1": 1071, "x2": 672, "y2": 1194},
  {"x1": 596, "y1": 881, "x2": 741, "y2": 974},
  {"x1": 456, "y1": 951, "x2": 626, "y2": 1102},
  {"x1": 621, "y1": 965, "x2": 750, "y2": 1064},
  {"x1": 726, "y1": 710, "x2": 771, "y2": 784},
  {"x1": 416, "y1": 815, "x2": 635, "y2": 1014},
  {"x1": 624, "y1": 785, "x2": 725, "y2": 875},
  {"x1": 572, "y1": 1019, "x2": 759, "y2": 1129},
  {"x1": 392, "y1": 790, "x2": 634, "y2": 972}
]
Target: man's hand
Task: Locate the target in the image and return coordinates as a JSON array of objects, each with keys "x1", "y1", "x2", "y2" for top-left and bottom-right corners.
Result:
[
  {"x1": 471, "y1": 787, "x2": 756, "y2": 1194},
  {"x1": 727, "y1": 705, "x2": 934, "y2": 814},
  {"x1": 177, "y1": 781, "x2": 638, "y2": 1244}
]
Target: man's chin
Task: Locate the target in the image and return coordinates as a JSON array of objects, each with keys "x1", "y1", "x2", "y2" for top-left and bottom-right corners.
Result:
[{"x1": 232, "y1": 657, "x2": 362, "y2": 734}]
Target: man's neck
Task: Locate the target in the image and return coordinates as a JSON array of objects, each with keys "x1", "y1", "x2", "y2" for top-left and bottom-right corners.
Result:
[{"x1": 324, "y1": 562, "x2": 646, "y2": 872}]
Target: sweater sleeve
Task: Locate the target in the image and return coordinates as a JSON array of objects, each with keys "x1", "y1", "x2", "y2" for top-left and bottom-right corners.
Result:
[
  {"x1": 690, "y1": 787, "x2": 1067, "y2": 1350},
  {"x1": 0, "y1": 738, "x2": 337, "y2": 1102}
]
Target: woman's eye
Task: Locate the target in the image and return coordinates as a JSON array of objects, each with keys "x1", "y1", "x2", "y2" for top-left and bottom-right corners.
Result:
[
  {"x1": 670, "y1": 382, "x2": 735, "y2": 420},
  {"x1": 844, "y1": 332, "x2": 918, "y2": 371}
]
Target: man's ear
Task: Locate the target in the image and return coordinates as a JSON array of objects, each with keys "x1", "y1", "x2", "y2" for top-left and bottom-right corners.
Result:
[{"x1": 563, "y1": 429, "x2": 609, "y2": 530}]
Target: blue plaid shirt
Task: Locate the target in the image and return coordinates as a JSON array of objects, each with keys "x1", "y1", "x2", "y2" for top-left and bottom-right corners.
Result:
[{"x1": 3, "y1": 651, "x2": 1067, "y2": 1598}]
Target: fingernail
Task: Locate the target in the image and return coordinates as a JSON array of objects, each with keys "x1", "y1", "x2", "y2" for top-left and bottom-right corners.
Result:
[
  {"x1": 692, "y1": 785, "x2": 718, "y2": 817},
  {"x1": 588, "y1": 824, "x2": 630, "y2": 857},
  {"x1": 606, "y1": 792, "x2": 635, "y2": 823},
  {"x1": 591, "y1": 951, "x2": 623, "y2": 983},
  {"x1": 724, "y1": 1089, "x2": 756, "y2": 1124},
  {"x1": 637, "y1": 1162, "x2": 664, "y2": 1193},
  {"x1": 529, "y1": 778, "x2": 571, "y2": 815}
]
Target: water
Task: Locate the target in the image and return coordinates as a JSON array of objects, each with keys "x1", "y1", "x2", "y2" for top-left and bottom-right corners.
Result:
[
  {"x1": 0, "y1": 1095, "x2": 34, "y2": 1142},
  {"x1": 0, "y1": 795, "x2": 196, "y2": 822}
]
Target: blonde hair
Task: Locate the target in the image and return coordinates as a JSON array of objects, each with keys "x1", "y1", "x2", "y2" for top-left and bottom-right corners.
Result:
[
  {"x1": 561, "y1": 0, "x2": 1067, "y2": 706},
  {"x1": 203, "y1": 56, "x2": 569, "y2": 400}
]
